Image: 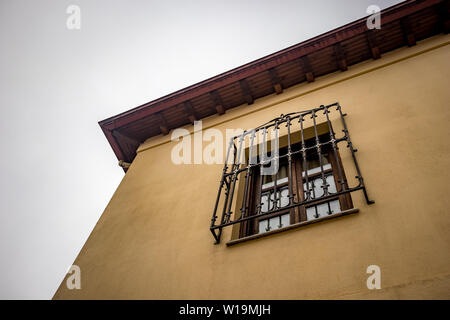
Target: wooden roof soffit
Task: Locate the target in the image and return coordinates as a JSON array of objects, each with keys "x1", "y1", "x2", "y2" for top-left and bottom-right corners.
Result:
[
  {"x1": 239, "y1": 79, "x2": 254, "y2": 105},
  {"x1": 301, "y1": 56, "x2": 314, "y2": 83},
  {"x1": 210, "y1": 90, "x2": 225, "y2": 115},
  {"x1": 184, "y1": 101, "x2": 199, "y2": 124},
  {"x1": 97, "y1": 0, "x2": 448, "y2": 167},
  {"x1": 111, "y1": 130, "x2": 141, "y2": 145},
  {"x1": 400, "y1": 17, "x2": 416, "y2": 47},
  {"x1": 156, "y1": 113, "x2": 169, "y2": 135},
  {"x1": 366, "y1": 30, "x2": 381, "y2": 59},
  {"x1": 333, "y1": 43, "x2": 348, "y2": 71},
  {"x1": 268, "y1": 68, "x2": 283, "y2": 94},
  {"x1": 437, "y1": 1, "x2": 450, "y2": 34}
]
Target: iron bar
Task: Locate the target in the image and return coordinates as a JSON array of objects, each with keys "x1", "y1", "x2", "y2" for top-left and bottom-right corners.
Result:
[
  {"x1": 240, "y1": 130, "x2": 256, "y2": 219},
  {"x1": 299, "y1": 114, "x2": 310, "y2": 201},
  {"x1": 211, "y1": 186, "x2": 366, "y2": 230},
  {"x1": 271, "y1": 123, "x2": 280, "y2": 211},
  {"x1": 218, "y1": 139, "x2": 236, "y2": 226},
  {"x1": 211, "y1": 138, "x2": 234, "y2": 227},
  {"x1": 210, "y1": 102, "x2": 374, "y2": 243},
  {"x1": 286, "y1": 116, "x2": 294, "y2": 205},
  {"x1": 337, "y1": 103, "x2": 375, "y2": 204},
  {"x1": 311, "y1": 109, "x2": 329, "y2": 198},
  {"x1": 324, "y1": 105, "x2": 346, "y2": 192},
  {"x1": 224, "y1": 133, "x2": 245, "y2": 223},
  {"x1": 210, "y1": 138, "x2": 235, "y2": 243},
  {"x1": 257, "y1": 127, "x2": 268, "y2": 215}
]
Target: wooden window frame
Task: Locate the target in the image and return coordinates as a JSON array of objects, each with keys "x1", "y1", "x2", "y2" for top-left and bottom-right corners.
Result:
[
  {"x1": 211, "y1": 104, "x2": 375, "y2": 245},
  {"x1": 239, "y1": 137, "x2": 353, "y2": 238}
]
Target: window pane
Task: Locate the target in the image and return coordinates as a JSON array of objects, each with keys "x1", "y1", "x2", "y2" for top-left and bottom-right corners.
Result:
[
  {"x1": 303, "y1": 181, "x2": 311, "y2": 199},
  {"x1": 306, "y1": 199, "x2": 341, "y2": 221},
  {"x1": 258, "y1": 213, "x2": 290, "y2": 234},
  {"x1": 262, "y1": 163, "x2": 288, "y2": 188},
  {"x1": 326, "y1": 174, "x2": 337, "y2": 194},
  {"x1": 278, "y1": 187, "x2": 289, "y2": 208},
  {"x1": 302, "y1": 154, "x2": 331, "y2": 177},
  {"x1": 281, "y1": 213, "x2": 290, "y2": 228},
  {"x1": 269, "y1": 217, "x2": 278, "y2": 230},
  {"x1": 262, "y1": 174, "x2": 273, "y2": 188},
  {"x1": 277, "y1": 165, "x2": 287, "y2": 181},
  {"x1": 306, "y1": 206, "x2": 318, "y2": 220},
  {"x1": 329, "y1": 199, "x2": 341, "y2": 213},
  {"x1": 313, "y1": 177, "x2": 323, "y2": 198},
  {"x1": 261, "y1": 187, "x2": 290, "y2": 213},
  {"x1": 316, "y1": 202, "x2": 329, "y2": 216},
  {"x1": 259, "y1": 219, "x2": 271, "y2": 233},
  {"x1": 261, "y1": 192, "x2": 270, "y2": 212},
  {"x1": 305, "y1": 174, "x2": 337, "y2": 199}
]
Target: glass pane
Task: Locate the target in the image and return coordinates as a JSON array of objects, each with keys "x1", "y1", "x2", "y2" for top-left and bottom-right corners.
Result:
[
  {"x1": 313, "y1": 177, "x2": 323, "y2": 198},
  {"x1": 306, "y1": 206, "x2": 319, "y2": 220},
  {"x1": 326, "y1": 174, "x2": 337, "y2": 194},
  {"x1": 305, "y1": 174, "x2": 336, "y2": 199},
  {"x1": 306, "y1": 200, "x2": 342, "y2": 221},
  {"x1": 303, "y1": 163, "x2": 331, "y2": 177},
  {"x1": 281, "y1": 214, "x2": 290, "y2": 228},
  {"x1": 308, "y1": 154, "x2": 329, "y2": 168},
  {"x1": 261, "y1": 191, "x2": 277, "y2": 213},
  {"x1": 258, "y1": 213, "x2": 290, "y2": 234},
  {"x1": 269, "y1": 217, "x2": 279, "y2": 230},
  {"x1": 262, "y1": 163, "x2": 288, "y2": 188},
  {"x1": 262, "y1": 174, "x2": 273, "y2": 188},
  {"x1": 316, "y1": 202, "x2": 330, "y2": 216},
  {"x1": 329, "y1": 199, "x2": 341, "y2": 214},
  {"x1": 278, "y1": 187, "x2": 289, "y2": 208},
  {"x1": 261, "y1": 193, "x2": 269, "y2": 212},
  {"x1": 277, "y1": 165, "x2": 288, "y2": 181},
  {"x1": 303, "y1": 181, "x2": 312, "y2": 199},
  {"x1": 302, "y1": 154, "x2": 331, "y2": 177},
  {"x1": 258, "y1": 219, "x2": 271, "y2": 233}
]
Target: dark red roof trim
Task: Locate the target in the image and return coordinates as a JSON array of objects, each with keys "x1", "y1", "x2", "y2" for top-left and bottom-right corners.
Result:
[{"x1": 99, "y1": 0, "x2": 449, "y2": 166}]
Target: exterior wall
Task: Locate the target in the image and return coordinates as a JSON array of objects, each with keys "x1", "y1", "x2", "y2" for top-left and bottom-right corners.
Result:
[{"x1": 54, "y1": 34, "x2": 450, "y2": 299}]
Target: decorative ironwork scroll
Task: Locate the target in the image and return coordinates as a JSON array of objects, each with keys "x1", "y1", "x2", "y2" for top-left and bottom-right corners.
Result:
[{"x1": 210, "y1": 102, "x2": 374, "y2": 244}]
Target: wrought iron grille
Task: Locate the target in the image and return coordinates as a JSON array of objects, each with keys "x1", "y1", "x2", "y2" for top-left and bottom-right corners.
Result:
[{"x1": 210, "y1": 102, "x2": 374, "y2": 244}]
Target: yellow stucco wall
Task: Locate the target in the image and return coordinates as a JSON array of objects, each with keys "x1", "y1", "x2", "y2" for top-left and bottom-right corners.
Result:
[{"x1": 54, "y1": 34, "x2": 450, "y2": 299}]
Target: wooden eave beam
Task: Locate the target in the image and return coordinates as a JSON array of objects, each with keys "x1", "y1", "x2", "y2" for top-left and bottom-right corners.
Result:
[
  {"x1": 366, "y1": 30, "x2": 381, "y2": 59},
  {"x1": 210, "y1": 90, "x2": 225, "y2": 115},
  {"x1": 99, "y1": 0, "x2": 446, "y2": 167},
  {"x1": 239, "y1": 79, "x2": 254, "y2": 105},
  {"x1": 437, "y1": 1, "x2": 450, "y2": 34},
  {"x1": 111, "y1": 130, "x2": 141, "y2": 145},
  {"x1": 99, "y1": 0, "x2": 443, "y2": 133},
  {"x1": 333, "y1": 43, "x2": 348, "y2": 71},
  {"x1": 301, "y1": 56, "x2": 314, "y2": 82},
  {"x1": 101, "y1": 127, "x2": 128, "y2": 163},
  {"x1": 184, "y1": 101, "x2": 199, "y2": 124},
  {"x1": 156, "y1": 113, "x2": 169, "y2": 135},
  {"x1": 400, "y1": 17, "x2": 416, "y2": 47},
  {"x1": 268, "y1": 68, "x2": 283, "y2": 94}
]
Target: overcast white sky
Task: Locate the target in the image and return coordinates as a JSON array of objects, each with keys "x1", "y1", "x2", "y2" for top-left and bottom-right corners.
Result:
[{"x1": 0, "y1": 0, "x2": 402, "y2": 299}]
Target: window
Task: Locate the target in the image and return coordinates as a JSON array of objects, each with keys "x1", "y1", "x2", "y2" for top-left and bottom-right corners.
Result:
[
  {"x1": 239, "y1": 135, "x2": 353, "y2": 238},
  {"x1": 210, "y1": 103, "x2": 374, "y2": 244}
]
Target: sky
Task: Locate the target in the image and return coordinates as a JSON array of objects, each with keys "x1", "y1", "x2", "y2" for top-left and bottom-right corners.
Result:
[{"x1": 0, "y1": 0, "x2": 403, "y2": 299}]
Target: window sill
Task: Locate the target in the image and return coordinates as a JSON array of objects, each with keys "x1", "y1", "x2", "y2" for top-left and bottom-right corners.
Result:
[{"x1": 226, "y1": 208, "x2": 359, "y2": 247}]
